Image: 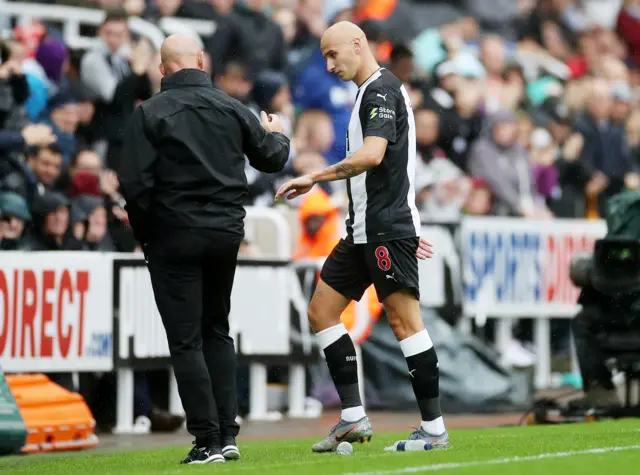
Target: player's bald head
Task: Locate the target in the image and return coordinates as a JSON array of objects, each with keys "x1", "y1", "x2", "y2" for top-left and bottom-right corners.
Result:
[
  {"x1": 160, "y1": 34, "x2": 204, "y2": 76},
  {"x1": 320, "y1": 21, "x2": 376, "y2": 82},
  {"x1": 321, "y1": 21, "x2": 367, "y2": 51}
]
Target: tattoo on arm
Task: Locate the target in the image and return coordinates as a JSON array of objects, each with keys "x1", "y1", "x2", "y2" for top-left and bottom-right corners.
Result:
[{"x1": 334, "y1": 164, "x2": 358, "y2": 179}]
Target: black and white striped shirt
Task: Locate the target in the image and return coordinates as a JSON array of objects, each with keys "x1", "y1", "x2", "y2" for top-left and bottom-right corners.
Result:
[{"x1": 345, "y1": 68, "x2": 421, "y2": 244}]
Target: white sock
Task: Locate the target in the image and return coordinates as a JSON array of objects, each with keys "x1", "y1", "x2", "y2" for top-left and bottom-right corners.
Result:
[
  {"x1": 399, "y1": 329, "x2": 433, "y2": 357},
  {"x1": 341, "y1": 406, "x2": 366, "y2": 422},
  {"x1": 421, "y1": 417, "x2": 446, "y2": 435},
  {"x1": 316, "y1": 323, "x2": 348, "y2": 350}
]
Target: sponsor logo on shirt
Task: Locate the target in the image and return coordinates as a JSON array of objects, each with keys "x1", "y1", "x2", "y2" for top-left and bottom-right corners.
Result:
[{"x1": 371, "y1": 106, "x2": 395, "y2": 120}]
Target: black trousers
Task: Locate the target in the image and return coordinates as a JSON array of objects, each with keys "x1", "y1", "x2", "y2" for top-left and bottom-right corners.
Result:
[{"x1": 145, "y1": 227, "x2": 241, "y2": 445}]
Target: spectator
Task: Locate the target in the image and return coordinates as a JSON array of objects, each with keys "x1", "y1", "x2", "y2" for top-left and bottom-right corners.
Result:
[
  {"x1": 616, "y1": 0, "x2": 640, "y2": 66},
  {"x1": 353, "y1": 0, "x2": 418, "y2": 49},
  {"x1": 422, "y1": 60, "x2": 459, "y2": 115},
  {"x1": 414, "y1": 108, "x2": 471, "y2": 222},
  {"x1": 0, "y1": 191, "x2": 30, "y2": 250},
  {"x1": 71, "y1": 195, "x2": 116, "y2": 251},
  {"x1": 143, "y1": 0, "x2": 202, "y2": 23},
  {"x1": 80, "y1": 9, "x2": 154, "y2": 169},
  {"x1": 253, "y1": 70, "x2": 294, "y2": 136},
  {"x1": 294, "y1": 187, "x2": 341, "y2": 259},
  {"x1": 388, "y1": 44, "x2": 425, "y2": 109},
  {"x1": 479, "y1": 35, "x2": 509, "y2": 112},
  {"x1": 205, "y1": 1, "x2": 251, "y2": 78},
  {"x1": 292, "y1": 109, "x2": 335, "y2": 157},
  {"x1": 21, "y1": 191, "x2": 84, "y2": 251},
  {"x1": 274, "y1": 6, "x2": 298, "y2": 48},
  {"x1": 292, "y1": 0, "x2": 325, "y2": 53},
  {"x1": 436, "y1": 79, "x2": 484, "y2": 172},
  {"x1": 536, "y1": 96, "x2": 590, "y2": 218},
  {"x1": 463, "y1": 178, "x2": 492, "y2": 216},
  {"x1": 41, "y1": 92, "x2": 79, "y2": 164},
  {"x1": 468, "y1": 109, "x2": 550, "y2": 218},
  {"x1": 292, "y1": 47, "x2": 355, "y2": 165},
  {"x1": 214, "y1": 60, "x2": 255, "y2": 106},
  {"x1": 359, "y1": 19, "x2": 389, "y2": 65},
  {"x1": 71, "y1": 85, "x2": 97, "y2": 149},
  {"x1": 69, "y1": 148, "x2": 103, "y2": 179},
  {"x1": 463, "y1": 0, "x2": 528, "y2": 42},
  {"x1": 611, "y1": 80, "x2": 633, "y2": 125},
  {"x1": 0, "y1": 43, "x2": 30, "y2": 132},
  {"x1": 22, "y1": 36, "x2": 68, "y2": 119},
  {"x1": 529, "y1": 127, "x2": 561, "y2": 207},
  {"x1": 574, "y1": 78, "x2": 633, "y2": 217},
  {"x1": 24, "y1": 143, "x2": 64, "y2": 203},
  {"x1": 233, "y1": 0, "x2": 288, "y2": 78}
]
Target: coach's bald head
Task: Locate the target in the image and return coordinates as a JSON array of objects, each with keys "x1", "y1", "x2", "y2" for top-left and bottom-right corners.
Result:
[
  {"x1": 320, "y1": 21, "x2": 378, "y2": 84},
  {"x1": 159, "y1": 34, "x2": 204, "y2": 76}
]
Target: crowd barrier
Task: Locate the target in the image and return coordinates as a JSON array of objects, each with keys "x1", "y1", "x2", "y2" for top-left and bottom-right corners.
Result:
[
  {"x1": 0, "y1": 213, "x2": 608, "y2": 433},
  {"x1": 459, "y1": 217, "x2": 607, "y2": 387}
]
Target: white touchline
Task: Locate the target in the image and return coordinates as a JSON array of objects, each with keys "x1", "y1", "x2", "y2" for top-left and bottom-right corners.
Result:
[{"x1": 342, "y1": 445, "x2": 640, "y2": 475}]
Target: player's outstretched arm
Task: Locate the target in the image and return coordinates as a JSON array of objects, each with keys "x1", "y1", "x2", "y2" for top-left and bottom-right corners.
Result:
[
  {"x1": 275, "y1": 136, "x2": 387, "y2": 201},
  {"x1": 309, "y1": 136, "x2": 388, "y2": 182}
]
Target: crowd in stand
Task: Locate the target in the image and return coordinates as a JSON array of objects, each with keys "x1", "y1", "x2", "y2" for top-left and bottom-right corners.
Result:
[
  {"x1": 3, "y1": 0, "x2": 640, "y2": 255},
  {"x1": 2, "y1": 0, "x2": 640, "y2": 423}
]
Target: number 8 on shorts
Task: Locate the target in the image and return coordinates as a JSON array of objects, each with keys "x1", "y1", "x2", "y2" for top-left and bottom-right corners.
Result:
[{"x1": 375, "y1": 246, "x2": 392, "y2": 271}]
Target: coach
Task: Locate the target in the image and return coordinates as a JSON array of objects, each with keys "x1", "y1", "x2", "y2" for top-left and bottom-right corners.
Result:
[{"x1": 117, "y1": 34, "x2": 290, "y2": 465}]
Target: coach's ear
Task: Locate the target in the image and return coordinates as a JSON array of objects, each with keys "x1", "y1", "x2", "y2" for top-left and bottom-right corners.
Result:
[{"x1": 362, "y1": 136, "x2": 388, "y2": 166}]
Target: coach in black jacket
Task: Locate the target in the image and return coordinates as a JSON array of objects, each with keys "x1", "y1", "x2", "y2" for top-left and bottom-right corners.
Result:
[{"x1": 118, "y1": 34, "x2": 290, "y2": 465}]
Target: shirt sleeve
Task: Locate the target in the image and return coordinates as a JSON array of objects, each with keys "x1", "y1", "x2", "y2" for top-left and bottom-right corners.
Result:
[
  {"x1": 118, "y1": 106, "x2": 158, "y2": 245},
  {"x1": 361, "y1": 86, "x2": 397, "y2": 144},
  {"x1": 236, "y1": 104, "x2": 290, "y2": 173},
  {"x1": 118, "y1": 105, "x2": 157, "y2": 212}
]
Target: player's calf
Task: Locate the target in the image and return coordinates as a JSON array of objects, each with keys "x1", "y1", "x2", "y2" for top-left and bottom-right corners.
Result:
[
  {"x1": 309, "y1": 279, "x2": 367, "y2": 424},
  {"x1": 384, "y1": 291, "x2": 448, "y2": 441}
]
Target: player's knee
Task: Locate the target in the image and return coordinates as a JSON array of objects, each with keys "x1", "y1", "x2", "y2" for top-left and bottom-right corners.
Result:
[
  {"x1": 387, "y1": 310, "x2": 410, "y2": 340},
  {"x1": 386, "y1": 309, "x2": 424, "y2": 341},
  {"x1": 307, "y1": 298, "x2": 339, "y2": 332}
]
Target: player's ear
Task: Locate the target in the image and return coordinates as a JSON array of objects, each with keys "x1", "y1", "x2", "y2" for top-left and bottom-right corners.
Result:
[
  {"x1": 159, "y1": 62, "x2": 166, "y2": 77},
  {"x1": 353, "y1": 37, "x2": 361, "y2": 54}
]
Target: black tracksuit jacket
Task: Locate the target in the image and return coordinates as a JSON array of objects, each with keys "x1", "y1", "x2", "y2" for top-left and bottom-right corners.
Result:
[{"x1": 117, "y1": 68, "x2": 290, "y2": 243}]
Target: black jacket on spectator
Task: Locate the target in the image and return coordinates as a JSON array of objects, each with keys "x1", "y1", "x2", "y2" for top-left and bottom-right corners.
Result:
[
  {"x1": 21, "y1": 191, "x2": 85, "y2": 251},
  {"x1": 118, "y1": 68, "x2": 290, "y2": 244},
  {"x1": 232, "y1": 3, "x2": 287, "y2": 78},
  {"x1": 437, "y1": 107, "x2": 484, "y2": 173}
]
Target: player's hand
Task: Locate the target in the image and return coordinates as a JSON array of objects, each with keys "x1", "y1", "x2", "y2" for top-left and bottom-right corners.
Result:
[
  {"x1": 416, "y1": 237, "x2": 434, "y2": 260},
  {"x1": 261, "y1": 111, "x2": 285, "y2": 134},
  {"x1": 275, "y1": 174, "x2": 315, "y2": 201}
]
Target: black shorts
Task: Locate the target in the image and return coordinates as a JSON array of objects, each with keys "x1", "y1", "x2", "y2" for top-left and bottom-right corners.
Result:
[{"x1": 320, "y1": 237, "x2": 420, "y2": 303}]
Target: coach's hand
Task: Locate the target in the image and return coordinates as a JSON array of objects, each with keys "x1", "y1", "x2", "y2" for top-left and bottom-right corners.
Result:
[
  {"x1": 275, "y1": 174, "x2": 315, "y2": 201},
  {"x1": 416, "y1": 237, "x2": 434, "y2": 260},
  {"x1": 261, "y1": 111, "x2": 285, "y2": 134}
]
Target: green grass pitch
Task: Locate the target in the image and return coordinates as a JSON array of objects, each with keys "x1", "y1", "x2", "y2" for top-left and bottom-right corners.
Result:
[{"x1": 1, "y1": 419, "x2": 640, "y2": 475}]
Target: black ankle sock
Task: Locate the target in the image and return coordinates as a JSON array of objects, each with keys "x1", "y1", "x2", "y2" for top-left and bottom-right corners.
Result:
[
  {"x1": 323, "y1": 334, "x2": 362, "y2": 408},
  {"x1": 405, "y1": 347, "x2": 442, "y2": 421}
]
